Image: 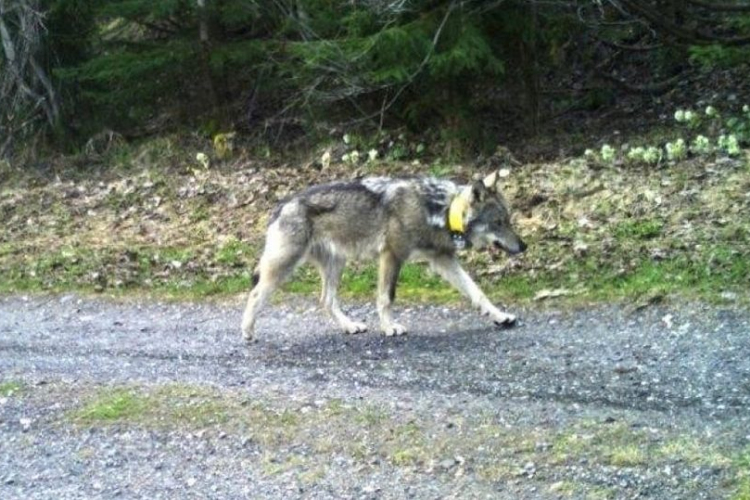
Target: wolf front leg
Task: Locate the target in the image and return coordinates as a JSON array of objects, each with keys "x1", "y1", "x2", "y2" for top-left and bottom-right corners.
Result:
[
  {"x1": 428, "y1": 254, "x2": 516, "y2": 326},
  {"x1": 377, "y1": 250, "x2": 408, "y2": 336}
]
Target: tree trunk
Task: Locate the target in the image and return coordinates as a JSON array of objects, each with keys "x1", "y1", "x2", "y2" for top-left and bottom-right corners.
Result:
[
  {"x1": 520, "y1": 0, "x2": 540, "y2": 136},
  {"x1": 195, "y1": 0, "x2": 222, "y2": 119},
  {"x1": 0, "y1": 0, "x2": 61, "y2": 138}
]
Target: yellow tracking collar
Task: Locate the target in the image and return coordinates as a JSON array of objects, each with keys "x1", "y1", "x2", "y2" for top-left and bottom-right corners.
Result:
[{"x1": 448, "y1": 191, "x2": 469, "y2": 233}]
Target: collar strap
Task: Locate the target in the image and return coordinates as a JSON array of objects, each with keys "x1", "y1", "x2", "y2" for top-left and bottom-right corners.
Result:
[{"x1": 448, "y1": 189, "x2": 470, "y2": 233}]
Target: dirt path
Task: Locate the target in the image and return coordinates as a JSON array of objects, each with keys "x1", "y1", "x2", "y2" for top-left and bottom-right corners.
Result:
[{"x1": 1, "y1": 294, "x2": 749, "y2": 499}]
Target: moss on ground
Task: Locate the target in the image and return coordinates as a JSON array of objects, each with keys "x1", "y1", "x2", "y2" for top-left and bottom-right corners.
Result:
[
  {"x1": 63, "y1": 382, "x2": 743, "y2": 497},
  {"x1": 0, "y1": 380, "x2": 23, "y2": 397}
]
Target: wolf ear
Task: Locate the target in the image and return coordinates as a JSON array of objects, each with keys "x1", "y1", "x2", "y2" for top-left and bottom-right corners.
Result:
[
  {"x1": 471, "y1": 180, "x2": 488, "y2": 202},
  {"x1": 483, "y1": 171, "x2": 500, "y2": 191}
]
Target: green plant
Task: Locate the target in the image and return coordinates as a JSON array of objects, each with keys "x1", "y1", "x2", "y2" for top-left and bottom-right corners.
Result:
[
  {"x1": 665, "y1": 138, "x2": 687, "y2": 161},
  {"x1": 600, "y1": 144, "x2": 616, "y2": 164},
  {"x1": 690, "y1": 135, "x2": 713, "y2": 155},
  {"x1": 719, "y1": 134, "x2": 742, "y2": 156}
]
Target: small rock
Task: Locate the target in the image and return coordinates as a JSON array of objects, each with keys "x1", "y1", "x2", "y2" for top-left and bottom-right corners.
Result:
[
  {"x1": 440, "y1": 458, "x2": 457, "y2": 470},
  {"x1": 613, "y1": 365, "x2": 637, "y2": 374},
  {"x1": 515, "y1": 461, "x2": 536, "y2": 478},
  {"x1": 573, "y1": 241, "x2": 588, "y2": 256},
  {"x1": 535, "y1": 441, "x2": 552, "y2": 452},
  {"x1": 362, "y1": 484, "x2": 380, "y2": 494},
  {"x1": 662, "y1": 314, "x2": 674, "y2": 329},
  {"x1": 549, "y1": 481, "x2": 566, "y2": 492},
  {"x1": 19, "y1": 418, "x2": 31, "y2": 431}
]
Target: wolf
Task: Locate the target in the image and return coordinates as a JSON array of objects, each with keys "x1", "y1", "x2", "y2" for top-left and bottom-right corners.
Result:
[{"x1": 241, "y1": 170, "x2": 526, "y2": 340}]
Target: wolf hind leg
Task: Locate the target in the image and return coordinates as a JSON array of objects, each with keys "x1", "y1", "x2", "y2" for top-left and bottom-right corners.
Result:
[
  {"x1": 241, "y1": 226, "x2": 306, "y2": 341},
  {"x1": 427, "y1": 254, "x2": 516, "y2": 326},
  {"x1": 310, "y1": 248, "x2": 367, "y2": 334}
]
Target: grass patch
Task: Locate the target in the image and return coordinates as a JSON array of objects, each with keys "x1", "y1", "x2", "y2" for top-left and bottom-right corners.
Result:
[
  {"x1": 735, "y1": 480, "x2": 750, "y2": 500},
  {"x1": 658, "y1": 437, "x2": 732, "y2": 467},
  {"x1": 61, "y1": 383, "x2": 746, "y2": 496},
  {"x1": 73, "y1": 389, "x2": 147, "y2": 422},
  {"x1": 493, "y1": 248, "x2": 750, "y2": 305},
  {"x1": 608, "y1": 445, "x2": 646, "y2": 467},
  {"x1": 282, "y1": 262, "x2": 460, "y2": 303},
  {"x1": 613, "y1": 219, "x2": 664, "y2": 240},
  {"x1": 552, "y1": 422, "x2": 651, "y2": 466},
  {"x1": 1, "y1": 238, "x2": 747, "y2": 306},
  {"x1": 0, "y1": 380, "x2": 23, "y2": 397},
  {"x1": 215, "y1": 238, "x2": 254, "y2": 268},
  {"x1": 71, "y1": 386, "x2": 230, "y2": 427},
  {"x1": 277, "y1": 246, "x2": 746, "y2": 305},
  {"x1": 734, "y1": 448, "x2": 750, "y2": 500}
]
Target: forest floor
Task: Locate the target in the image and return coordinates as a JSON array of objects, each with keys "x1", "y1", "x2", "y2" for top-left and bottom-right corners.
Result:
[{"x1": 1, "y1": 135, "x2": 748, "y2": 306}]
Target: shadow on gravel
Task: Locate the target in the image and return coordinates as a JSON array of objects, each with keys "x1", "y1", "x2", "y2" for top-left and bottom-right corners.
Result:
[
  {"x1": 1, "y1": 296, "x2": 748, "y2": 420},
  {"x1": 248, "y1": 320, "x2": 749, "y2": 418}
]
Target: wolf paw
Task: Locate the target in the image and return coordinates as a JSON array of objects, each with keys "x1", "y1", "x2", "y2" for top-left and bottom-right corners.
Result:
[
  {"x1": 241, "y1": 325, "x2": 254, "y2": 342},
  {"x1": 491, "y1": 312, "x2": 517, "y2": 327},
  {"x1": 342, "y1": 321, "x2": 368, "y2": 335},
  {"x1": 382, "y1": 323, "x2": 408, "y2": 337}
]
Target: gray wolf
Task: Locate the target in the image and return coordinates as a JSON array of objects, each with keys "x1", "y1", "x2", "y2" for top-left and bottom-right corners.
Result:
[{"x1": 241, "y1": 170, "x2": 526, "y2": 340}]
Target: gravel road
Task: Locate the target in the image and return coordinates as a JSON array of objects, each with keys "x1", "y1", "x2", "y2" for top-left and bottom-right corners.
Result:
[{"x1": 1, "y1": 294, "x2": 749, "y2": 499}]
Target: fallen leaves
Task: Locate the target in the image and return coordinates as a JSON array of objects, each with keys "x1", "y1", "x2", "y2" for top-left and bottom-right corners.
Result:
[{"x1": 1, "y1": 145, "x2": 748, "y2": 299}]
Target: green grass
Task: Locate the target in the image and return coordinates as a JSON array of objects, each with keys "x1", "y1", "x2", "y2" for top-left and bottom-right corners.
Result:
[
  {"x1": 215, "y1": 238, "x2": 254, "y2": 267},
  {"x1": 613, "y1": 219, "x2": 663, "y2": 240},
  {"x1": 608, "y1": 445, "x2": 646, "y2": 467},
  {"x1": 0, "y1": 380, "x2": 23, "y2": 397},
  {"x1": 62, "y1": 383, "x2": 744, "y2": 496},
  {"x1": 552, "y1": 421, "x2": 652, "y2": 466},
  {"x1": 71, "y1": 386, "x2": 229, "y2": 426},
  {"x1": 734, "y1": 448, "x2": 750, "y2": 500},
  {"x1": 73, "y1": 389, "x2": 147, "y2": 422},
  {"x1": 658, "y1": 437, "x2": 731, "y2": 467},
  {"x1": 0, "y1": 238, "x2": 747, "y2": 305},
  {"x1": 283, "y1": 262, "x2": 460, "y2": 302}
]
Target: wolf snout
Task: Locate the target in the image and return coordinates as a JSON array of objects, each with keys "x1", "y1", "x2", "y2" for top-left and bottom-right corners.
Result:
[{"x1": 492, "y1": 237, "x2": 526, "y2": 255}]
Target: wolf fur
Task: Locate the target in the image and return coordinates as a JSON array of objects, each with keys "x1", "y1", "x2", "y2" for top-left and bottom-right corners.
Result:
[{"x1": 241, "y1": 170, "x2": 526, "y2": 339}]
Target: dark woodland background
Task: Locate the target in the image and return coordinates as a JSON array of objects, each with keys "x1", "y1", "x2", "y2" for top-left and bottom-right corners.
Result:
[{"x1": 2, "y1": 0, "x2": 750, "y2": 161}]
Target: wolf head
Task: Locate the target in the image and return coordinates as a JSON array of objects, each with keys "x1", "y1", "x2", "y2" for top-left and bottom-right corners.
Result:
[{"x1": 464, "y1": 171, "x2": 527, "y2": 255}]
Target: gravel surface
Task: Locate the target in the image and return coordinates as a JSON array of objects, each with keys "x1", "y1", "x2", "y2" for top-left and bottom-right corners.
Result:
[{"x1": 1, "y1": 294, "x2": 749, "y2": 499}]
